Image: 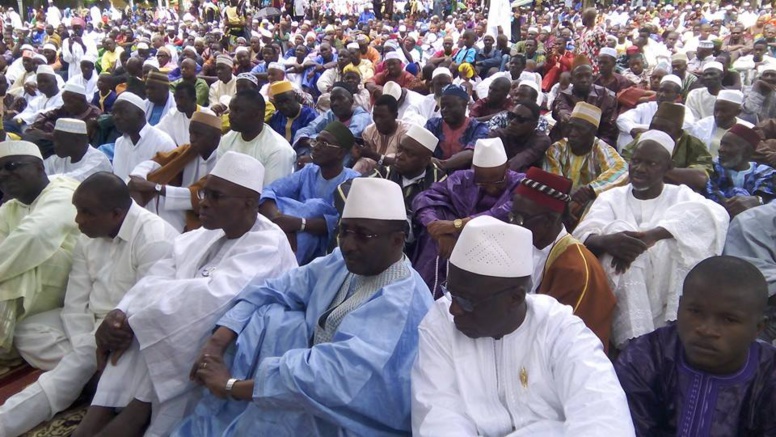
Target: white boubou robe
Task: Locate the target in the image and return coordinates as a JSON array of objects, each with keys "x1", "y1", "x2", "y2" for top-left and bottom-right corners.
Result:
[
  {"x1": 574, "y1": 184, "x2": 729, "y2": 348},
  {"x1": 411, "y1": 294, "x2": 636, "y2": 436}
]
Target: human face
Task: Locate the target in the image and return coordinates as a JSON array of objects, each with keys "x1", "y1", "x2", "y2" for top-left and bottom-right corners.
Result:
[
  {"x1": 22, "y1": 57, "x2": 34, "y2": 73},
  {"x1": 671, "y1": 60, "x2": 687, "y2": 78},
  {"x1": 216, "y1": 63, "x2": 233, "y2": 83},
  {"x1": 338, "y1": 218, "x2": 405, "y2": 276},
  {"x1": 649, "y1": 115, "x2": 682, "y2": 139},
  {"x1": 597, "y1": 54, "x2": 615, "y2": 76},
  {"x1": 394, "y1": 138, "x2": 431, "y2": 176},
  {"x1": 445, "y1": 265, "x2": 527, "y2": 339},
  {"x1": 36, "y1": 73, "x2": 57, "y2": 96},
  {"x1": 228, "y1": 96, "x2": 261, "y2": 133},
  {"x1": 629, "y1": 57, "x2": 644, "y2": 75},
  {"x1": 473, "y1": 164, "x2": 508, "y2": 197},
  {"x1": 649, "y1": 70, "x2": 667, "y2": 90},
  {"x1": 80, "y1": 60, "x2": 95, "y2": 79},
  {"x1": 198, "y1": 175, "x2": 258, "y2": 231},
  {"x1": 236, "y1": 50, "x2": 249, "y2": 67},
  {"x1": 250, "y1": 36, "x2": 261, "y2": 53},
  {"x1": 509, "y1": 56, "x2": 525, "y2": 78},
  {"x1": 713, "y1": 100, "x2": 740, "y2": 128},
  {"x1": 145, "y1": 81, "x2": 169, "y2": 105},
  {"x1": 180, "y1": 59, "x2": 197, "y2": 80},
  {"x1": 488, "y1": 79, "x2": 510, "y2": 103},
  {"x1": 432, "y1": 75, "x2": 452, "y2": 97},
  {"x1": 762, "y1": 70, "x2": 776, "y2": 87},
  {"x1": 440, "y1": 95, "x2": 466, "y2": 127},
  {"x1": 665, "y1": 32, "x2": 678, "y2": 48},
  {"x1": 343, "y1": 72, "x2": 361, "y2": 90},
  {"x1": 156, "y1": 51, "x2": 170, "y2": 67},
  {"x1": 330, "y1": 88, "x2": 354, "y2": 119},
  {"x1": 571, "y1": 65, "x2": 593, "y2": 95},
  {"x1": 272, "y1": 91, "x2": 300, "y2": 118},
  {"x1": 72, "y1": 24, "x2": 84, "y2": 37},
  {"x1": 310, "y1": 131, "x2": 345, "y2": 166},
  {"x1": 510, "y1": 195, "x2": 554, "y2": 248},
  {"x1": 0, "y1": 156, "x2": 42, "y2": 201},
  {"x1": 386, "y1": 58, "x2": 402, "y2": 77},
  {"x1": 62, "y1": 91, "x2": 87, "y2": 113},
  {"x1": 372, "y1": 103, "x2": 397, "y2": 135},
  {"x1": 656, "y1": 82, "x2": 680, "y2": 105},
  {"x1": 443, "y1": 38, "x2": 453, "y2": 53},
  {"x1": 72, "y1": 188, "x2": 124, "y2": 238},
  {"x1": 515, "y1": 84, "x2": 537, "y2": 104},
  {"x1": 753, "y1": 43, "x2": 767, "y2": 62},
  {"x1": 677, "y1": 278, "x2": 763, "y2": 375},
  {"x1": 112, "y1": 102, "x2": 145, "y2": 135},
  {"x1": 483, "y1": 35, "x2": 494, "y2": 51},
  {"x1": 104, "y1": 38, "x2": 116, "y2": 52},
  {"x1": 702, "y1": 68, "x2": 722, "y2": 88},
  {"x1": 173, "y1": 89, "x2": 196, "y2": 114},
  {"x1": 629, "y1": 140, "x2": 671, "y2": 192},
  {"x1": 337, "y1": 49, "x2": 352, "y2": 69},
  {"x1": 718, "y1": 133, "x2": 751, "y2": 169},
  {"x1": 320, "y1": 44, "x2": 331, "y2": 59},
  {"x1": 294, "y1": 45, "x2": 307, "y2": 60},
  {"x1": 524, "y1": 39, "x2": 536, "y2": 56},
  {"x1": 566, "y1": 120, "x2": 596, "y2": 152},
  {"x1": 505, "y1": 104, "x2": 537, "y2": 137},
  {"x1": 188, "y1": 122, "x2": 220, "y2": 156}
]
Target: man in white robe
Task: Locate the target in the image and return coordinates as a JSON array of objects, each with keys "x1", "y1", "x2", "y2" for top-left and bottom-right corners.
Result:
[
  {"x1": 111, "y1": 92, "x2": 176, "y2": 180},
  {"x1": 0, "y1": 173, "x2": 178, "y2": 437},
  {"x1": 74, "y1": 152, "x2": 297, "y2": 437},
  {"x1": 44, "y1": 118, "x2": 112, "y2": 181},
  {"x1": 60, "y1": 17, "x2": 98, "y2": 81},
  {"x1": 0, "y1": 141, "x2": 80, "y2": 368},
  {"x1": 688, "y1": 90, "x2": 754, "y2": 158},
  {"x1": 10, "y1": 66, "x2": 63, "y2": 129},
  {"x1": 65, "y1": 55, "x2": 99, "y2": 103},
  {"x1": 411, "y1": 215, "x2": 635, "y2": 436},
  {"x1": 685, "y1": 61, "x2": 724, "y2": 120},
  {"x1": 155, "y1": 82, "x2": 216, "y2": 147},
  {"x1": 574, "y1": 130, "x2": 729, "y2": 348},
  {"x1": 208, "y1": 55, "x2": 237, "y2": 115}
]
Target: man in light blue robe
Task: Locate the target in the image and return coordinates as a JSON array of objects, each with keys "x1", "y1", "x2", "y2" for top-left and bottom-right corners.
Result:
[
  {"x1": 173, "y1": 178, "x2": 433, "y2": 436},
  {"x1": 259, "y1": 121, "x2": 360, "y2": 265}
]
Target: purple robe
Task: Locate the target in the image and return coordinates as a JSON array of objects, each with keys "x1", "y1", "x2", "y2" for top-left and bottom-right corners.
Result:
[
  {"x1": 410, "y1": 169, "x2": 524, "y2": 296},
  {"x1": 615, "y1": 323, "x2": 776, "y2": 437}
]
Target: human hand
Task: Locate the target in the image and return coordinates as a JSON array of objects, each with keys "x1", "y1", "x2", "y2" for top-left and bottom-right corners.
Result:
[
  {"x1": 725, "y1": 195, "x2": 761, "y2": 217},
  {"x1": 194, "y1": 354, "x2": 232, "y2": 398},
  {"x1": 190, "y1": 336, "x2": 230, "y2": 382},
  {"x1": 272, "y1": 214, "x2": 303, "y2": 233},
  {"x1": 570, "y1": 185, "x2": 596, "y2": 205},
  {"x1": 604, "y1": 231, "x2": 649, "y2": 267},
  {"x1": 127, "y1": 176, "x2": 157, "y2": 193},
  {"x1": 437, "y1": 234, "x2": 457, "y2": 259},
  {"x1": 427, "y1": 220, "x2": 456, "y2": 239},
  {"x1": 95, "y1": 309, "x2": 134, "y2": 365}
]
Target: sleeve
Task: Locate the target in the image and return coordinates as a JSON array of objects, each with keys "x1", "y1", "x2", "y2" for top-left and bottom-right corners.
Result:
[
  {"x1": 164, "y1": 186, "x2": 195, "y2": 211},
  {"x1": 542, "y1": 142, "x2": 563, "y2": 175},
  {"x1": 0, "y1": 188, "x2": 77, "y2": 283},
  {"x1": 60, "y1": 238, "x2": 95, "y2": 343},
  {"x1": 617, "y1": 106, "x2": 648, "y2": 136},
  {"x1": 685, "y1": 91, "x2": 703, "y2": 120},
  {"x1": 411, "y1": 304, "x2": 479, "y2": 436},
  {"x1": 723, "y1": 208, "x2": 776, "y2": 296},
  {"x1": 598, "y1": 96, "x2": 620, "y2": 147},
  {"x1": 293, "y1": 111, "x2": 331, "y2": 145},
  {"x1": 317, "y1": 69, "x2": 335, "y2": 94},
  {"x1": 465, "y1": 122, "x2": 490, "y2": 149},
  {"x1": 262, "y1": 145, "x2": 297, "y2": 186},
  {"x1": 411, "y1": 176, "x2": 456, "y2": 226},
  {"x1": 508, "y1": 135, "x2": 550, "y2": 172},
  {"x1": 260, "y1": 167, "x2": 305, "y2": 204},
  {"x1": 613, "y1": 337, "x2": 665, "y2": 437},
  {"x1": 551, "y1": 93, "x2": 573, "y2": 123},
  {"x1": 684, "y1": 138, "x2": 714, "y2": 174},
  {"x1": 463, "y1": 48, "x2": 476, "y2": 63},
  {"x1": 208, "y1": 83, "x2": 218, "y2": 107},
  {"x1": 572, "y1": 190, "x2": 619, "y2": 243},
  {"x1": 588, "y1": 144, "x2": 629, "y2": 195},
  {"x1": 129, "y1": 160, "x2": 161, "y2": 178},
  {"x1": 742, "y1": 88, "x2": 766, "y2": 119},
  {"x1": 60, "y1": 39, "x2": 75, "y2": 63}
]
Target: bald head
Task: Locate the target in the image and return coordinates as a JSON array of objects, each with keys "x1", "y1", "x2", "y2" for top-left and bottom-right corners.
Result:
[
  {"x1": 684, "y1": 256, "x2": 768, "y2": 315},
  {"x1": 76, "y1": 172, "x2": 132, "y2": 212}
]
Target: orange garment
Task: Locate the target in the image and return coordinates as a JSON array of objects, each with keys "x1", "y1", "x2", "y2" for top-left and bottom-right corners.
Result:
[
  {"x1": 145, "y1": 144, "x2": 208, "y2": 231},
  {"x1": 363, "y1": 45, "x2": 381, "y2": 68}
]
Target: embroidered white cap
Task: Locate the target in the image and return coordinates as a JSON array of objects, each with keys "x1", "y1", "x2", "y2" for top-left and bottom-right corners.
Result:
[
  {"x1": 36, "y1": 65, "x2": 55, "y2": 76},
  {"x1": 698, "y1": 40, "x2": 714, "y2": 49},
  {"x1": 472, "y1": 137, "x2": 507, "y2": 168},
  {"x1": 54, "y1": 118, "x2": 88, "y2": 135},
  {"x1": 267, "y1": 62, "x2": 285, "y2": 72},
  {"x1": 209, "y1": 151, "x2": 265, "y2": 194},
  {"x1": 432, "y1": 67, "x2": 452, "y2": 79},
  {"x1": 450, "y1": 215, "x2": 533, "y2": 278},
  {"x1": 759, "y1": 64, "x2": 776, "y2": 76},
  {"x1": 638, "y1": 129, "x2": 675, "y2": 155},
  {"x1": 235, "y1": 46, "x2": 249, "y2": 54},
  {"x1": 342, "y1": 178, "x2": 406, "y2": 221},
  {"x1": 136, "y1": 42, "x2": 150, "y2": 50},
  {"x1": 346, "y1": 42, "x2": 360, "y2": 50},
  {"x1": 43, "y1": 43, "x2": 57, "y2": 51},
  {"x1": 600, "y1": 47, "x2": 618, "y2": 59},
  {"x1": 703, "y1": 61, "x2": 723, "y2": 72},
  {"x1": 115, "y1": 91, "x2": 146, "y2": 111},
  {"x1": 0, "y1": 140, "x2": 42, "y2": 160},
  {"x1": 62, "y1": 83, "x2": 87, "y2": 96},
  {"x1": 717, "y1": 89, "x2": 743, "y2": 105},
  {"x1": 382, "y1": 81, "x2": 402, "y2": 100},
  {"x1": 404, "y1": 124, "x2": 438, "y2": 153},
  {"x1": 660, "y1": 74, "x2": 682, "y2": 88}
]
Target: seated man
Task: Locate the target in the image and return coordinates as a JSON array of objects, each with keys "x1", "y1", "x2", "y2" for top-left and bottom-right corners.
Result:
[
  {"x1": 704, "y1": 124, "x2": 775, "y2": 217},
  {"x1": 171, "y1": 58, "x2": 210, "y2": 107},
  {"x1": 217, "y1": 89, "x2": 296, "y2": 187},
  {"x1": 208, "y1": 55, "x2": 237, "y2": 116},
  {"x1": 351, "y1": 94, "x2": 411, "y2": 174},
  {"x1": 575, "y1": 131, "x2": 729, "y2": 349},
  {"x1": 293, "y1": 84, "x2": 371, "y2": 162},
  {"x1": 740, "y1": 64, "x2": 776, "y2": 125},
  {"x1": 724, "y1": 202, "x2": 776, "y2": 343},
  {"x1": 0, "y1": 141, "x2": 80, "y2": 368},
  {"x1": 365, "y1": 52, "x2": 423, "y2": 95},
  {"x1": 688, "y1": 89, "x2": 753, "y2": 158},
  {"x1": 144, "y1": 71, "x2": 175, "y2": 126},
  {"x1": 621, "y1": 102, "x2": 713, "y2": 192},
  {"x1": 616, "y1": 74, "x2": 695, "y2": 149},
  {"x1": 511, "y1": 167, "x2": 616, "y2": 350},
  {"x1": 0, "y1": 173, "x2": 177, "y2": 437},
  {"x1": 685, "y1": 61, "x2": 724, "y2": 120},
  {"x1": 259, "y1": 121, "x2": 359, "y2": 265},
  {"x1": 73, "y1": 152, "x2": 298, "y2": 437},
  {"x1": 44, "y1": 118, "x2": 112, "y2": 181},
  {"x1": 468, "y1": 76, "x2": 513, "y2": 121},
  {"x1": 173, "y1": 178, "x2": 433, "y2": 436},
  {"x1": 4, "y1": 65, "x2": 63, "y2": 138},
  {"x1": 411, "y1": 215, "x2": 635, "y2": 435},
  {"x1": 155, "y1": 82, "x2": 216, "y2": 147},
  {"x1": 128, "y1": 112, "x2": 223, "y2": 232},
  {"x1": 379, "y1": 81, "x2": 427, "y2": 126},
  {"x1": 424, "y1": 85, "x2": 489, "y2": 171},
  {"x1": 267, "y1": 80, "x2": 317, "y2": 144},
  {"x1": 486, "y1": 100, "x2": 551, "y2": 172},
  {"x1": 412, "y1": 138, "x2": 523, "y2": 295},
  {"x1": 111, "y1": 92, "x2": 176, "y2": 180},
  {"x1": 615, "y1": 256, "x2": 776, "y2": 435},
  {"x1": 543, "y1": 101, "x2": 629, "y2": 228}
]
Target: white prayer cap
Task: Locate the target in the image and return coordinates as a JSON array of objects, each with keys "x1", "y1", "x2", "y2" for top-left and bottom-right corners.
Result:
[
  {"x1": 346, "y1": 42, "x2": 360, "y2": 50},
  {"x1": 136, "y1": 42, "x2": 150, "y2": 50},
  {"x1": 472, "y1": 138, "x2": 507, "y2": 168},
  {"x1": 81, "y1": 53, "x2": 97, "y2": 64},
  {"x1": 259, "y1": 28, "x2": 272, "y2": 38},
  {"x1": 450, "y1": 215, "x2": 533, "y2": 278},
  {"x1": 19, "y1": 44, "x2": 34, "y2": 52},
  {"x1": 0, "y1": 141, "x2": 43, "y2": 160},
  {"x1": 717, "y1": 89, "x2": 743, "y2": 105},
  {"x1": 115, "y1": 91, "x2": 146, "y2": 111},
  {"x1": 384, "y1": 52, "x2": 402, "y2": 62},
  {"x1": 698, "y1": 40, "x2": 714, "y2": 49},
  {"x1": 759, "y1": 64, "x2": 776, "y2": 76},
  {"x1": 703, "y1": 61, "x2": 724, "y2": 72},
  {"x1": 24, "y1": 75, "x2": 36, "y2": 85},
  {"x1": 216, "y1": 55, "x2": 234, "y2": 68},
  {"x1": 36, "y1": 65, "x2": 55, "y2": 76},
  {"x1": 383, "y1": 81, "x2": 402, "y2": 100},
  {"x1": 43, "y1": 43, "x2": 57, "y2": 51},
  {"x1": 267, "y1": 62, "x2": 284, "y2": 72},
  {"x1": 342, "y1": 178, "x2": 406, "y2": 221},
  {"x1": 398, "y1": 25, "x2": 407, "y2": 32},
  {"x1": 432, "y1": 67, "x2": 452, "y2": 79},
  {"x1": 32, "y1": 54, "x2": 47, "y2": 63},
  {"x1": 62, "y1": 83, "x2": 87, "y2": 96},
  {"x1": 638, "y1": 129, "x2": 675, "y2": 155},
  {"x1": 404, "y1": 124, "x2": 438, "y2": 153},
  {"x1": 660, "y1": 74, "x2": 682, "y2": 88},
  {"x1": 599, "y1": 47, "x2": 618, "y2": 59},
  {"x1": 54, "y1": 118, "x2": 88, "y2": 135},
  {"x1": 672, "y1": 52, "x2": 688, "y2": 62},
  {"x1": 235, "y1": 46, "x2": 249, "y2": 54},
  {"x1": 209, "y1": 151, "x2": 265, "y2": 194},
  {"x1": 518, "y1": 79, "x2": 539, "y2": 94},
  {"x1": 527, "y1": 26, "x2": 538, "y2": 33}
]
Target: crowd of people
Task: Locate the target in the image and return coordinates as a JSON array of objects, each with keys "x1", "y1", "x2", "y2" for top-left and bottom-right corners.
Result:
[{"x1": 0, "y1": 0, "x2": 774, "y2": 435}]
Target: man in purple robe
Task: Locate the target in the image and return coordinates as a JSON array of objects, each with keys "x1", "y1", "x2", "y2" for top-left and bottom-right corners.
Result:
[
  {"x1": 615, "y1": 255, "x2": 776, "y2": 436},
  {"x1": 411, "y1": 138, "x2": 523, "y2": 297}
]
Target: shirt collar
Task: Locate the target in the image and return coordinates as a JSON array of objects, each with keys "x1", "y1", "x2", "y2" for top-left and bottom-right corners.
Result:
[{"x1": 115, "y1": 202, "x2": 141, "y2": 242}]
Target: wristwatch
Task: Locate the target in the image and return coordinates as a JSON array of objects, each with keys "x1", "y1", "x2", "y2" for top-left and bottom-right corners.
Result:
[
  {"x1": 453, "y1": 218, "x2": 463, "y2": 231},
  {"x1": 154, "y1": 183, "x2": 163, "y2": 193},
  {"x1": 225, "y1": 378, "x2": 239, "y2": 397}
]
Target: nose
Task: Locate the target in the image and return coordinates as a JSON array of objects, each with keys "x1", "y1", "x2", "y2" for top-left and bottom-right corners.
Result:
[
  {"x1": 695, "y1": 318, "x2": 721, "y2": 338},
  {"x1": 448, "y1": 299, "x2": 465, "y2": 317},
  {"x1": 338, "y1": 232, "x2": 357, "y2": 253}
]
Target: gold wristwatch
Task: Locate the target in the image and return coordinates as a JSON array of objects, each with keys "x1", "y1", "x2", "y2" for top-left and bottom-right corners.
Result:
[{"x1": 453, "y1": 218, "x2": 463, "y2": 231}]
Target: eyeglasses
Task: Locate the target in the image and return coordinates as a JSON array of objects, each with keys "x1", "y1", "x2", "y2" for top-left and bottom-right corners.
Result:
[
  {"x1": 441, "y1": 282, "x2": 515, "y2": 313},
  {"x1": 506, "y1": 112, "x2": 536, "y2": 124},
  {"x1": 338, "y1": 225, "x2": 400, "y2": 243},
  {"x1": 475, "y1": 175, "x2": 507, "y2": 187},
  {"x1": 197, "y1": 189, "x2": 256, "y2": 202},
  {"x1": 0, "y1": 161, "x2": 34, "y2": 173},
  {"x1": 312, "y1": 139, "x2": 342, "y2": 150},
  {"x1": 508, "y1": 211, "x2": 548, "y2": 227}
]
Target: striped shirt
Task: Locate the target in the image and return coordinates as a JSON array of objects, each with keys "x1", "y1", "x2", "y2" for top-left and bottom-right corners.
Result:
[{"x1": 543, "y1": 138, "x2": 629, "y2": 195}]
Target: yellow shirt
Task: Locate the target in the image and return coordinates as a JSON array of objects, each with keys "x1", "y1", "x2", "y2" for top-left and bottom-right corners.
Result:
[{"x1": 100, "y1": 46, "x2": 124, "y2": 72}]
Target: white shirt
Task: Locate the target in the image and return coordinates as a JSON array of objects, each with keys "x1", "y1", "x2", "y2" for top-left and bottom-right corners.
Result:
[
  {"x1": 411, "y1": 294, "x2": 636, "y2": 436},
  {"x1": 155, "y1": 106, "x2": 216, "y2": 146},
  {"x1": 113, "y1": 123, "x2": 176, "y2": 180},
  {"x1": 685, "y1": 87, "x2": 718, "y2": 120},
  {"x1": 15, "y1": 91, "x2": 63, "y2": 125},
  {"x1": 61, "y1": 202, "x2": 178, "y2": 347},
  {"x1": 44, "y1": 146, "x2": 112, "y2": 182},
  {"x1": 530, "y1": 228, "x2": 567, "y2": 293},
  {"x1": 688, "y1": 116, "x2": 754, "y2": 158},
  {"x1": 616, "y1": 101, "x2": 696, "y2": 149},
  {"x1": 61, "y1": 37, "x2": 99, "y2": 81},
  {"x1": 66, "y1": 73, "x2": 98, "y2": 103},
  {"x1": 217, "y1": 127, "x2": 296, "y2": 187},
  {"x1": 208, "y1": 76, "x2": 237, "y2": 108},
  {"x1": 46, "y1": 5, "x2": 62, "y2": 26}
]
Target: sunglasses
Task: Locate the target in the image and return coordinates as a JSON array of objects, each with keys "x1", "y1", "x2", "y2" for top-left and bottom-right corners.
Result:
[
  {"x1": 197, "y1": 189, "x2": 256, "y2": 202},
  {"x1": 475, "y1": 175, "x2": 507, "y2": 187},
  {"x1": 441, "y1": 282, "x2": 515, "y2": 313},
  {"x1": 0, "y1": 161, "x2": 34, "y2": 172},
  {"x1": 508, "y1": 211, "x2": 548, "y2": 227},
  {"x1": 506, "y1": 112, "x2": 536, "y2": 124}
]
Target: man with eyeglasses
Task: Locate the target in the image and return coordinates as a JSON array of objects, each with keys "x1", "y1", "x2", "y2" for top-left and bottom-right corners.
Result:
[
  {"x1": 75, "y1": 151, "x2": 297, "y2": 437},
  {"x1": 486, "y1": 100, "x2": 551, "y2": 172},
  {"x1": 259, "y1": 121, "x2": 360, "y2": 265},
  {"x1": 511, "y1": 167, "x2": 615, "y2": 350},
  {"x1": 413, "y1": 137, "x2": 523, "y2": 296},
  {"x1": 411, "y1": 215, "x2": 634, "y2": 435},
  {"x1": 173, "y1": 177, "x2": 433, "y2": 436},
  {"x1": 0, "y1": 141, "x2": 80, "y2": 370}
]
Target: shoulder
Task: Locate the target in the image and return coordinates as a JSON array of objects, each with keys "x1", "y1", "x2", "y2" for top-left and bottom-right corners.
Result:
[{"x1": 615, "y1": 324, "x2": 679, "y2": 377}]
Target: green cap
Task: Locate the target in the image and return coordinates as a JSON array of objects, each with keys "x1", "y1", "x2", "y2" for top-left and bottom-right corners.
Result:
[{"x1": 322, "y1": 121, "x2": 355, "y2": 150}]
